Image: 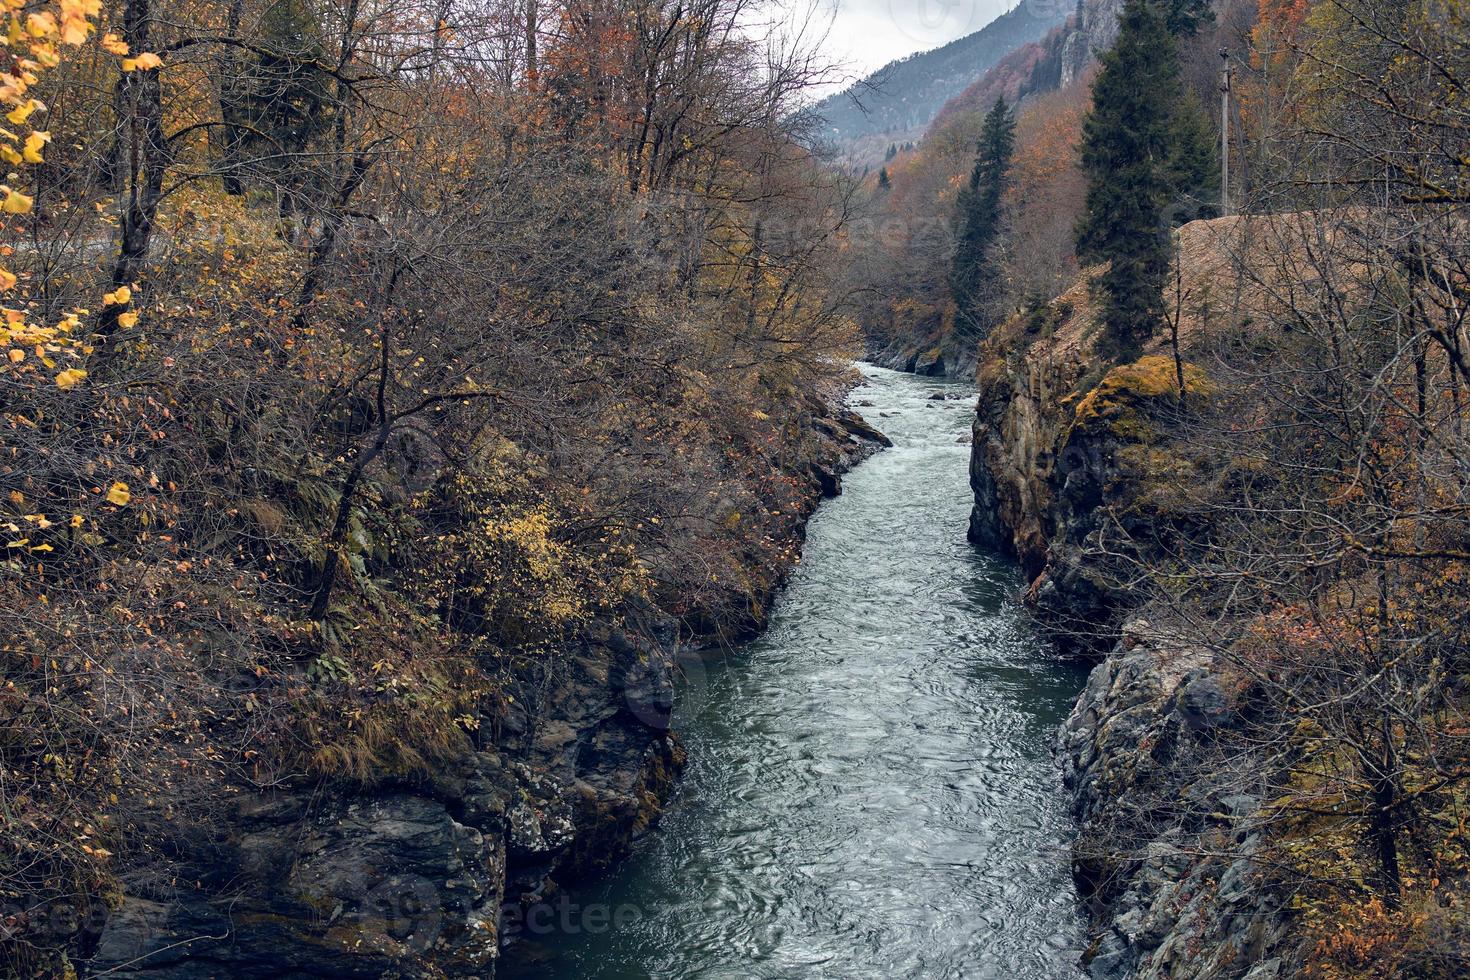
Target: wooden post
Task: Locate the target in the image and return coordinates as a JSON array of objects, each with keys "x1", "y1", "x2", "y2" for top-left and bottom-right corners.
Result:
[{"x1": 1219, "y1": 47, "x2": 1232, "y2": 216}]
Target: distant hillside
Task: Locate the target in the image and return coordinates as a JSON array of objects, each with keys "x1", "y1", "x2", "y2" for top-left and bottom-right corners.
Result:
[{"x1": 811, "y1": 0, "x2": 1069, "y2": 167}]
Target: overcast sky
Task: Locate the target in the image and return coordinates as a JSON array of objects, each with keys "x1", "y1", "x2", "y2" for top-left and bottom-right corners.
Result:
[{"x1": 813, "y1": 0, "x2": 1019, "y2": 85}]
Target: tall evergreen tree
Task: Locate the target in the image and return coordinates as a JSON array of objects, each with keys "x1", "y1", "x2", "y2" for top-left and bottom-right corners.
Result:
[
  {"x1": 1168, "y1": 90, "x2": 1220, "y2": 224},
  {"x1": 877, "y1": 167, "x2": 891, "y2": 191},
  {"x1": 1076, "y1": 0, "x2": 1184, "y2": 358},
  {"x1": 220, "y1": 0, "x2": 333, "y2": 204},
  {"x1": 949, "y1": 97, "x2": 1016, "y2": 340}
]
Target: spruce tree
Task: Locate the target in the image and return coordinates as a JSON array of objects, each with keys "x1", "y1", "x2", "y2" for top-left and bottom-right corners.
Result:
[
  {"x1": 949, "y1": 97, "x2": 1016, "y2": 340},
  {"x1": 877, "y1": 167, "x2": 891, "y2": 191},
  {"x1": 220, "y1": 0, "x2": 333, "y2": 200},
  {"x1": 1076, "y1": 0, "x2": 1184, "y2": 358},
  {"x1": 1168, "y1": 90, "x2": 1220, "y2": 224}
]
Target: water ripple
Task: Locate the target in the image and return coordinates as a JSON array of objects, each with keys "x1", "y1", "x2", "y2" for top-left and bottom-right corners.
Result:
[{"x1": 503, "y1": 366, "x2": 1089, "y2": 980}]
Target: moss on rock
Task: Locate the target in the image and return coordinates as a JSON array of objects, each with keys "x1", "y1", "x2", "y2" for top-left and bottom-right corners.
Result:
[{"x1": 1069, "y1": 355, "x2": 1213, "y2": 443}]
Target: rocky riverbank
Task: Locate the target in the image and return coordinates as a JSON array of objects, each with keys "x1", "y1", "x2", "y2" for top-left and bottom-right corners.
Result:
[
  {"x1": 81, "y1": 396, "x2": 888, "y2": 979},
  {"x1": 967, "y1": 218, "x2": 1295, "y2": 978},
  {"x1": 866, "y1": 337, "x2": 976, "y2": 380},
  {"x1": 1056, "y1": 620, "x2": 1289, "y2": 980}
]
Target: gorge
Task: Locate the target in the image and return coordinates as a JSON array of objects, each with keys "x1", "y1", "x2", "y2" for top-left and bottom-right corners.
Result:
[
  {"x1": 503, "y1": 366, "x2": 1088, "y2": 979},
  {"x1": 5, "y1": 0, "x2": 1467, "y2": 974}
]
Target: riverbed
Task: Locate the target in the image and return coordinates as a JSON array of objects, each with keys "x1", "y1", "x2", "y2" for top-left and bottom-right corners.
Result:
[{"x1": 502, "y1": 365, "x2": 1088, "y2": 979}]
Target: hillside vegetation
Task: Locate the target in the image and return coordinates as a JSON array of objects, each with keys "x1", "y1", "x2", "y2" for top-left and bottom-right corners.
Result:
[
  {"x1": 848, "y1": 0, "x2": 1254, "y2": 375},
  {"x1": 0, "y1": 0, "x2": 878, "y2": 972},
  {"x1": 961, "y1": 0, "x2": 1470, "y2": 972}
]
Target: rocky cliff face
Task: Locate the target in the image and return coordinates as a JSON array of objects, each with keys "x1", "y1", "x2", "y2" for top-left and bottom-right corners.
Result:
[
  {"x1": 1058, "y1": 620, "x2": 1289, "y2": 980},
  {"x1": 967, "y1": 218, "x2": 1293, "y2": 977},
  {"x1": 1059, "y1": 0, "x2": 1125, "y2": 87},
  {"x1": 82, "y1": 401, "x2": 887, "y2": 979},
  {"x1": 965, "y1": 285, "x2": 1133, "y2": 651},
  {"x1": 868, "y1": 336, "x2": 976, "y2": 381}
]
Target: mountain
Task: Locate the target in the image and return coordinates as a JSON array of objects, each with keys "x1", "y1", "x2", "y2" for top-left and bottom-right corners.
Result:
[{"x1": 810, "y1": 0, "x2": 1071, "y2": 167}]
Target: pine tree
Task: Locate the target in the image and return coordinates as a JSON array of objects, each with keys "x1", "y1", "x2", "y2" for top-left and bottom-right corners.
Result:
[
  {"x1": 1168, "y1": 91, "x2": 1219, "y2": 224},
  {"x1": 877, "y1": 167, "x2": 891, "y2": 191},
  {"x1": 221, "y1": 0, "x2": 333, "y2": 202},
  {"x1": 1076, "y1": 0, "x2": 1184, "y2": 358},
  {"x1": 949, "y1": 97, "x2": 1016, "y2": 340}
]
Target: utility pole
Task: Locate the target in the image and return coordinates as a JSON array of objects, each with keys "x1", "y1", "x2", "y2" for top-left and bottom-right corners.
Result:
[{"x1": 1219, "y1": 47, "x2": 1232, "y2": 216}]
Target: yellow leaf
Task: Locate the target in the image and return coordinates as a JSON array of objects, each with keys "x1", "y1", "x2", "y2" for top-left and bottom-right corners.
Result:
[
  {"x1": 0, "y1": 269, "x2": 15, "y2": 290},
  {"x1": 69, "y1": 514, "x2": 83, "y2": 528},
  {"x1": 60, "y1": 17, "x2": 89, "y2": 45},
  {"x1": 25, "y1": 12, "x2": 57, "y2": 39},
  {"x1": 54, "y1": 366, "x2": 86, "y2": 388},
  {"x1": 120, "y1": 52, "x2": 161, "y2": 71},
  {"x1": 103, "y1": 286, "x2": 130, "y2": 305},
  {"x1": 100, "y1": 32, "x2": 127, "y2": 55},
  {"x1": 7, "y1": 348, "x2": 22, "y2": 362},
  {"x1": 1, "y1": 188, "x2": 32, "y2": 214},
  {"x1": 22, "y1": 130, "x2": 48, "y2": 163},
  {"x1": 5, "y1": 100, "x2": 41, "y2": 126},
  {"x1": 106, "y1": 482, "x2": 130, "y2": 506},
  {"x1": 116, "y1": 310, "x2": 138, "y2": 328}
]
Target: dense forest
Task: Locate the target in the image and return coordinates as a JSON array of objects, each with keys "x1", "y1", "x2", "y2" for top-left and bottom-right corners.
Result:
[{"x1": 4, "y1": 0, "x2": 1470, "y2": 974}]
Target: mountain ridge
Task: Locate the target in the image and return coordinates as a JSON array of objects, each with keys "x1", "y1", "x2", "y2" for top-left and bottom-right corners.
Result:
[{"x1": 811, "y1": 0, "x2": 1071, "y2": 167}]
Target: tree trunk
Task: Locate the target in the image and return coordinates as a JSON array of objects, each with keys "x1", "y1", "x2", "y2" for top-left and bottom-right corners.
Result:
[{"x1": 95, "y1": 0, "x2": 168, "y2": 363}]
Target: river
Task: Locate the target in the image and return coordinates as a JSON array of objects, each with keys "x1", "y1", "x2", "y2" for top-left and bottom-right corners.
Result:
[{"x1": 501, "y1": 365, "x2": 1088, "y2": 979}]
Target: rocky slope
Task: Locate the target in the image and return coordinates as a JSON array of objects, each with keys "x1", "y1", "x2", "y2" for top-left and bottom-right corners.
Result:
[
  {"x1": 79, "y1": 399, "x2": 889, "y2": 979},
  {"x1": 1058, "y1": 619, "x2": 1289, "y2": 980},
  {"x1": 967, "y1": 216, "x2": 1295, "y2": 977}
]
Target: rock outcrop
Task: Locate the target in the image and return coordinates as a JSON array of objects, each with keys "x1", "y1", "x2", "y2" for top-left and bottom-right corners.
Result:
[
  {"x1": 1058, "y1": 621, "x2": 1289, "y2": 979},
  {"x1": 1059, "y1": 0, "x2": 1124, "y2": 88},
  {"x1": 84, "y1": 623, "x2": 687, "y2": 979},
  {"x1": 868, "y1": 338, "x2": 976, "y2": 380},
  {"x1": 83, "y1": 398, "x2": 888, "y2": 978},
  {"x1": 967, "y1": 218, "x2": 1294, "y2": 977}
]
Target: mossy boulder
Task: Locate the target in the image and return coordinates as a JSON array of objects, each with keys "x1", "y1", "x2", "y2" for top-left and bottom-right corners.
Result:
[{"x1": 1068, "y1": 355, "x2": 1213, "y2": 444}]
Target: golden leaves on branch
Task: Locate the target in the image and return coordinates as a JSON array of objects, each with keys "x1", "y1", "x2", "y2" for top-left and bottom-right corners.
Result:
[
  {"x1": 0, "y1": 0, "x2": 149, "y2": 389},
  {"x1": 119, "y1": 51, "x2": 161, "y2": 72}
]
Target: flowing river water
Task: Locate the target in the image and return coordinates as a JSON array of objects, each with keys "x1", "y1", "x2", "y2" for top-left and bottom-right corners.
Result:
[{"x1": 503, "y1": 365, "x2": 1089, "y2": 979}]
